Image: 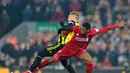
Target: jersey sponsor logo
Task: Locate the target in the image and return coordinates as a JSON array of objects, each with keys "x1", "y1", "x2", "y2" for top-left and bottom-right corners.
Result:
[{"x1": 75, "y1": 37, "x2": 88, "y2": 42}]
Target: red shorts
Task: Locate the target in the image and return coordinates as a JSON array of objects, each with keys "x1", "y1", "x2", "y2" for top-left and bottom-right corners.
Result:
[{"x1": 54, "y1": 46, "x2": 86, "y2": 60}]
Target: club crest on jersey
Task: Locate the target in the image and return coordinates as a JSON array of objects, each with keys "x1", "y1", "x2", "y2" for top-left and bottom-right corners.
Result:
[{"x1": 76, "y1": 33, "x2": 79, "y2": 36}]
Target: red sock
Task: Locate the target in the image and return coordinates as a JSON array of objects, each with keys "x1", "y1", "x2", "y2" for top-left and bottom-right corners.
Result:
[
  {"x1": 38, "y1": 57, "x2": 59, "y2": 69},
  {"x1": 32, "y1": 58, "x2": 58, "y2": 73},
  {"x1": 32, "y1": 68, "x2": 38, "y2": 73},
  {"x1": 86, "y1": 64, "x2": 93, "y2": 73}
]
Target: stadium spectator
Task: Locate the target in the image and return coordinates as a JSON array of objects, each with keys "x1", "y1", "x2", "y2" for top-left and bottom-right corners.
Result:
[
  {"x1": 12, "y1": 0, "x2": 20, "y2": 6},
  {"x1": 44, "y1": 6, "x2": 53, "y2": 21},
  {"x1": 24, "y1": 41, "x2": 35, "y2": 62},
  {"x1": 98, "y1": 0, "x2": 109, "y2": 27},
  {"x1": 4, "y1": 55, "x2": 12, "y2": 67},
  {"x1": 118, "y1": 41, "x2": 128, "y2": 66},
  {"x1": 1, "y1": 37, "x2": 15, "y2": 56},
  {"x1": 51, "y1": 5, "x2": 65, "y2": 21},
  {"x1": 10, "y1": 44, "x2": 21, "y2": 63},
  {"x1": 19, "y1": 43, "x2": 26, "y2": 57},
  {"x1": 107, "y1": 43, "x2": 118, "y2": 66},
  {"x1": 100, "y1": 56, "x2": 112, "y2": 68},
  {"x1": 34, "y1": 38, "x2": 46, "y2": 51},
  {"x1": 59, "y1": 0, "x2": 69, "y2": 18},
  {"x1": 126, "y1": 41, "x2": 130, "y2": 65},
  {"x1": 51, "y1": 0, "x2": 59, "y2": 11},
  {"x1": 80, "y1": 0, "x2": 87, "y2": 16},
  {"x1": 1, "y1": 9, "x2": 10, "y2": 32},
  {"x1": 69, "y1": 0, "x2": 81, "y2": 11},
  {"x1": 45, "y1": 0, "x2": 53, "y2": 11},
  {"x1": 18, "y1": 56, "x2": 28, "y2": 68},
  {"x1": 0, "y1": 53, "x2": 5, "y2": 67},
  {"x1": 34, "y1": 0, "x2": 42, "y2": 6},
  {"x1": 32, "y1": 6, "x2": 44, "y2": 21},
  {"x1": 97, "y1": 41, "x2": 107, "y2": 63},
  {"x1": 22, "y1": 4, "x2": 33, "y2": 21}
]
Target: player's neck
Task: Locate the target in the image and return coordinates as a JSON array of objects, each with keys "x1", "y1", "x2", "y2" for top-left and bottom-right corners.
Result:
[
  {"x1": 81, "y1": 32, "x2": 87, "y2": 36},
  {"x1": 81, "y1": 31, "x2": 89, "y2": 36},
  {"x1": 81, "y1": 34, "x2": 86, "y2": 36}
]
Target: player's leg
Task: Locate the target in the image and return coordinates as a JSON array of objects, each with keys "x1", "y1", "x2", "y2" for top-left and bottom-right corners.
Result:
[
  {"x1": 60, "y1": 59, "x2": 76, "y2": 73},
  {"x1": 76, "y1": 50, "x2": 93, "y2": 73},
  {"x1": 23, "y1": 48, "x2": 51, "y2": 73},
  {"x1": 27, "y1": 44, "x2": 63, "y2": 73},
  {"x1": 29, "y1": 48, "x2": 50, "y2": 72},
  {"x1": 23, "y1": 54, "x2": 60, "y2": 73},
  {"x1": 37, "y1": 47, "x2": 75, "y2": 71},
  {"x1": 48, "y1": 44, "x2": 76, "y2": 73},
  {"x1": 38, "y1": 53, "x2": 61, "y2": 69},
  {"x1": 34, "y1": 45, "x2": 76, "y2": 73}
]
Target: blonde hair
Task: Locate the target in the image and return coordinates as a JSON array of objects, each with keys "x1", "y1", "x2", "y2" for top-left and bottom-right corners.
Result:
[{"x1": 69, "y1": 11, "x2": 80, "y2": 20}]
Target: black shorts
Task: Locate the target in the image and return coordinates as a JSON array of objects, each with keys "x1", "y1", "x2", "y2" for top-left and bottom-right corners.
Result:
[{"x1": 37, "y1": 43, "x2": 64, "y2": 57}]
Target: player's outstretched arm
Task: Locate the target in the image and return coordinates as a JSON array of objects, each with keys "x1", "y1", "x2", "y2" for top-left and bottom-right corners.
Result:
[
  {"x1": 91, "y1": 20, "x2": 127, "y2": 36},
  {"x1": 100, "y1": 20, "x2": 127, "y2": 33}
]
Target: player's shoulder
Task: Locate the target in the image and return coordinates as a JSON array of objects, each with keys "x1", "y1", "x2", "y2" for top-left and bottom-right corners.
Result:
[
  {"x1": 73, "y1": 25, "x2": 80, "y2": 29},
  {"x1": 90, "y1": 28, "x2": 99, "y2": 32},
  {"x1": 89, "y1": 28, "x2": 100, "y2": 34},
  {"x1": 74, "y1": 25, "x2": 80, "y2": 27},
  {"x1": 73, "y1": 25, "x2": 80, "y2": 31}
]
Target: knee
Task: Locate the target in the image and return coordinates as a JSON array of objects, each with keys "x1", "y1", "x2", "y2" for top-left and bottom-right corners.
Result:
[
  {"x1": 53, "y1": 54, "x2": 60, "y2": 61},
  {"x1": 48, "y1": 57, "x2": 55, "y2": 62},
  {"x1": 84, "y1": 58, "x2": 93, "y2": 64},
  {"x1": 87, "y1": 58, "x2": 93, "y2": 64},
  {"x1": 37, "y1": 51, "x2": 43, "y2": 57}
]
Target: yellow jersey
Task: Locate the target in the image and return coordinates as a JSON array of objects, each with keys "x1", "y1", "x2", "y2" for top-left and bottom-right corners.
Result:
[
  {"x1": 57, "y1": 23, "x2": 80, "y2": 44},
  {"x1": 47, "y1": 23, "x2": 80, "y2": 51},
  {"x1": 64, "y1": 23, "x2": 80, "y2": 44}
]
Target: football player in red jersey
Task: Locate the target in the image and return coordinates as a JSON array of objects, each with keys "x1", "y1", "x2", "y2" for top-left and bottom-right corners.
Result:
[
  {"x1": 30, "y1": 20, "x2": 126, "y2": 73},
  {"x1": 23, "y1": 11, "x2": 80, "y2": 73}
]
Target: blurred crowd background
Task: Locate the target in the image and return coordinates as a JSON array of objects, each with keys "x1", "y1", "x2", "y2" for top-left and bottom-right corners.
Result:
[{"x1": 0, "y1": 0, "x2": 130, "y2": 70}]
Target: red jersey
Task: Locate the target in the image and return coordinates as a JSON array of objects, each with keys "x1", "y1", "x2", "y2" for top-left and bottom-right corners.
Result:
[{"x1": 64, "y1": 24, "x2": 119, "y2": 50}]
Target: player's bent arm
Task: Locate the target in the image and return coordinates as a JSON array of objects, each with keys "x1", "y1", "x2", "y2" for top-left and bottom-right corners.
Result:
[
  {"x1": 63, "y1": 28, "x2": 73, "y2": 35},
  {"x1": 63, "y1": 25, "x2": 79, "y2": 35},
  {"x1": 57, "y1": 28, "x2": 68, "y2": 34},
  {"x1": 58, "y1": 21, "x2": 76, "y2": 36}
]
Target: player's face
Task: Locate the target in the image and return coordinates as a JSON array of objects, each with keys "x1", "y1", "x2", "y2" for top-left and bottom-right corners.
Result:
[
  {"x1": 80, "y1": 26, "x2": 89, "y2": 35},
  {"x1": 67, "y1": 14, "x2": 77, "y2": 22}
]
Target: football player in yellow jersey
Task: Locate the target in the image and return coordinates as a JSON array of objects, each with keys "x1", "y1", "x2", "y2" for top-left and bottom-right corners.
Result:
[
  {"x1": 65, "y1": 11, "x2": 80, "y2": 44},
  {"x1": 23, "y1": 11, "x2": 80, "y2": 73}
]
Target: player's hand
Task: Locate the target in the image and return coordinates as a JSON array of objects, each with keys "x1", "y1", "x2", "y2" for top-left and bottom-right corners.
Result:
[{"x1": 118, "y1": 20, "x2": 127, "y2": 27}]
